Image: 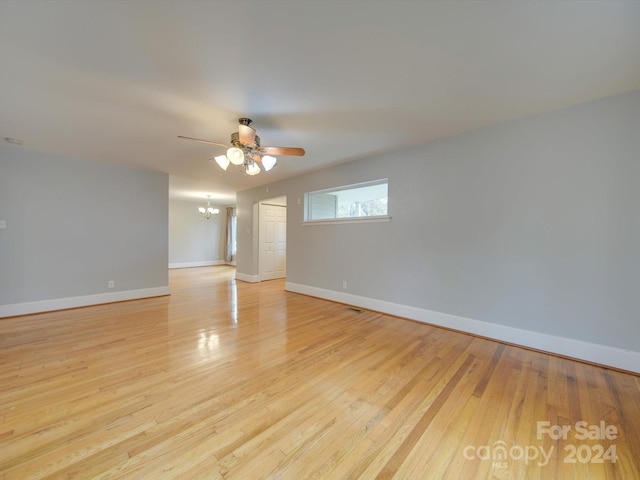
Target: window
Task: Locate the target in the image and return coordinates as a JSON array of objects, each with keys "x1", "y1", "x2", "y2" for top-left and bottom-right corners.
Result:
[
  {"x1": 304, "y1": 179, "x2": 389, "y2": 223},
  {"x1": 231, "y1": 211, "x2": 237, "y2": 256}
]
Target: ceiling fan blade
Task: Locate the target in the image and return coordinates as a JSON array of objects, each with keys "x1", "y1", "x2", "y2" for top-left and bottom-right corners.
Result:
[
  {"x1": 260, "y1": 146, "x2": 306, "y2": 156},
  {"x1": 177, "y1": 135, "x2": 228, "y2": 148},
  {"x1": 238, "y1": 124, "x2": 256, "y2": 146}
]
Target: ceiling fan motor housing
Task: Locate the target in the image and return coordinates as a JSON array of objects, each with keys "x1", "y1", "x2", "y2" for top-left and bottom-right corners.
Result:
[{"x1": 230, "y1": 132, "x2": 260, "y2": 148}]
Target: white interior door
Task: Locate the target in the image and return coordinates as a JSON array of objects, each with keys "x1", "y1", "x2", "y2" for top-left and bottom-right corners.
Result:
[{"x1": 259, "y1": 203, "x2": 286, "y2": 281}]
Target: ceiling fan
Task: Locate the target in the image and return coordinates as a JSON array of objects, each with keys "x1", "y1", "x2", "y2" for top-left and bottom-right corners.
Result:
[{"x1": 178, "y1": 118, "x2": 305, "y2": 176}]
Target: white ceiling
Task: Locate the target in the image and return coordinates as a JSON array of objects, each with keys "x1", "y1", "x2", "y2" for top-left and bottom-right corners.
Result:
[{"x1": 1, "y1": 1, "x2": 639, "y2": 204}]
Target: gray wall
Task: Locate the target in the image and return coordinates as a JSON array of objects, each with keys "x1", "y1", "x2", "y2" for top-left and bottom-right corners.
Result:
[
  {"x1": 0, "y1": 146, "x2": 168, "y2": 305},
  {"x1": 236, "y1": 89, "x2": 639, "y2": 351},
  {"x1": 169, "y1": 199, "x2": 226, "y2": 266}
]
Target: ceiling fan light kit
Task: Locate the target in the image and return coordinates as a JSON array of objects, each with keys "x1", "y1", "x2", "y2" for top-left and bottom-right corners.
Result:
[{"x1": 179, "y1": 118, "x2": 305, "y2": 176}]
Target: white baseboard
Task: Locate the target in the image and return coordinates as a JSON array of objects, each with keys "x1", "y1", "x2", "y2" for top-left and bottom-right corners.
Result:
[
  {"x1": 0, "y1": 286, "x2": 171, "y2": 318},
  {"x1": 235, "y1": 272, "x2": 260, "y2": 283},
  {"x1": 285, "y1": 282, "x2": 640, "y2": 374},
  {"x1": 169, "y1": 260, "x2": 225, "y2": 269}
]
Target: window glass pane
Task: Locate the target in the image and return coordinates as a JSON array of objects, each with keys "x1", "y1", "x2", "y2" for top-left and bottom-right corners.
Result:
[
  {"x1": 231, "y1": 214, "x2": 237, "y2": 255},
  {"x1": 306, "y1": 180, "x2": 388, "y2": 221},
  {"x1": 310, "y1": 193, "x2": 337, "y2": 220}
]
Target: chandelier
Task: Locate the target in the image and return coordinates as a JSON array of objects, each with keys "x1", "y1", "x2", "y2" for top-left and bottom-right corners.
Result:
[{"x1": 198, "y1": 196, "x2": 219, "y2": 220}]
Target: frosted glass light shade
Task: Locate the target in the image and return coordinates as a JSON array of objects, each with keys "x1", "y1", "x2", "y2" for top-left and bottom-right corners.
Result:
[
  {"x1": 214, "y1": 155, "x2": 230, "y2": 170},
  {"x1": 227, "y1": 147, "x2": 244, "y2": 165},
  {"x1": 246, "y1": 162, "x2": 260, "y2": 176},
  {"x1": 198, "y1": 207, "x2": 206, "y2": 214},
  {"x1": 262, "y1": 155, "x2": 277, "y2": 171}
]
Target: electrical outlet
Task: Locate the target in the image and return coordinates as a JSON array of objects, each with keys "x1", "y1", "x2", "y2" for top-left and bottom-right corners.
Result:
[
  {"x1": 0, "y1": 220, "x2": 6, "y2": 229},
  {"x1": 108, "y1": 281, "x2": 115, "y2": 289},
  {"x1": 342, "y1": 280, "x2": 348, "y2": 289}
]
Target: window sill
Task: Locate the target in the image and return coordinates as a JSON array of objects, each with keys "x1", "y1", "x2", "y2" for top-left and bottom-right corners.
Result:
[{"x1": 301, "y1": 216, "x2": 391, "y2": 226}]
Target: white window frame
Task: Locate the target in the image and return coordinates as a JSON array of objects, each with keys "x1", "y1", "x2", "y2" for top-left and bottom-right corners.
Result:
[{"x1": 303, "y1": 179, "x2": 390, "y2": 225}]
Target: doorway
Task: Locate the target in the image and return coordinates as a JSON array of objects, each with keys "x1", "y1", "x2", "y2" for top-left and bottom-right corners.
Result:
[{"x1": 258, "y1": 197, "x2": 287, "y2": 281}]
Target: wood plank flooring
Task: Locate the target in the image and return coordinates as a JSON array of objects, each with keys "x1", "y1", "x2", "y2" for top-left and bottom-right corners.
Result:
[{"x1": 1, "y1": 266, "x2": 638, "y2": 479}]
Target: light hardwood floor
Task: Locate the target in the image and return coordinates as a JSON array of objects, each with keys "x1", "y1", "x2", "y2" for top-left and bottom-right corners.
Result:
[{"x1": 1, "y1": 266, "x2": 639, "y2": 479}]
